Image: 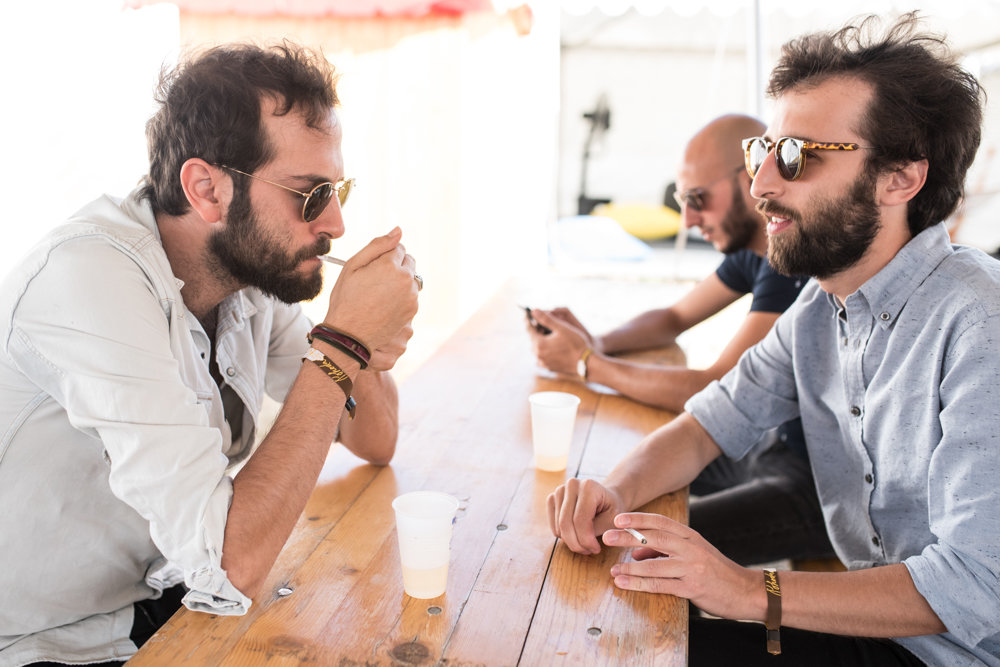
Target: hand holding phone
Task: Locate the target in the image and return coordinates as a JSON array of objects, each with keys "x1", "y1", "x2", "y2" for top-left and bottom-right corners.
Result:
[{"x1": 521, "y1": 306, "x2": 552, "y2": 335}]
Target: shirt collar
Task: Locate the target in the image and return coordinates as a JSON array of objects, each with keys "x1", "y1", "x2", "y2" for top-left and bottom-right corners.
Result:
[
  {"x1": 121, "y1": 186, "x2": 163, "y2": 243},
  {"x1": 832, "y1": 222, "x2": 953, "y2": 328}
]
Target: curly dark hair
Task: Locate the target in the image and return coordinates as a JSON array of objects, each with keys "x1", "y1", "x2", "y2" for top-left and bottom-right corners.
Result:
[
  {"x1": 140, "y1": 41, "x2": 339, "y2": 216},
  {"x1": 766, "y1": 12, "x2": 984, "y2": 236}
]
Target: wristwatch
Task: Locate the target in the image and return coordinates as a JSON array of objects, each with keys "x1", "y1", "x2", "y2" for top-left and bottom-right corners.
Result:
[{"x1": 577, "y1": 348, "x2": 593, "y2": 381}]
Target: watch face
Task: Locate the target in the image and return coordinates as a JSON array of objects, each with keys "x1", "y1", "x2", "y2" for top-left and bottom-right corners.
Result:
[{"x1": 577, "y1": 358, "x2": 586, "y2": 379}]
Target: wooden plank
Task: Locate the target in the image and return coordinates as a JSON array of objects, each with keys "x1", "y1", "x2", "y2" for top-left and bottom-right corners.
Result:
[
  {"x1": 440, "y1": 466, "x2": 568, "y2": 663},
  {"x1": 521, "y1": 491, "x2": 687, "y2": 666}
]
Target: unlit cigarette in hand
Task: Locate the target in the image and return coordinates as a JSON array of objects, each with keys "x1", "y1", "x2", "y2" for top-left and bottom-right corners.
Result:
[{"x1": 624, "y1": 527, "x2": 647, "y2": 544}]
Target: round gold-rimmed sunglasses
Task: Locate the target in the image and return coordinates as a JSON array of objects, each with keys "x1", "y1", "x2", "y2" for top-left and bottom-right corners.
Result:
[
  {"x1": 742, "y1": 136, "x2": 874, "y2": 181},
  {"x1": 220, "y1": 165, "x2": 355, "y2": 222}
]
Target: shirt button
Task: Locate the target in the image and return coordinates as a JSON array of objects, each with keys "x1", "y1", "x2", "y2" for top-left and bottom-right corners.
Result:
[
  {"x1": 226, "y1": 367, "x2": 236, "y2": 377},
  {"x1": 865, "y1": 473, "x2": 873, "y2": 483},
  {"x1": 879, "y1": 312, "x2": 890, "y2": 321},
  {"x1": 850, "y1": 406, "x2": 862, "y2": 417}
]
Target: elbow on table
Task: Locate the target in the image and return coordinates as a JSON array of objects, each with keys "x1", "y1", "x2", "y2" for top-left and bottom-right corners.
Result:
[
  {"x1": 224, "y1": 561, "x2": 269, "y2": 601},
  {"x1": 361, "y1": 440, "x2": 396, "y2": 466}
]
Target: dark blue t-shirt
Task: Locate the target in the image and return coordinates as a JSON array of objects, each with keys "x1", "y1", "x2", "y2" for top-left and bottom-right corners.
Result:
[
  {"x1": 714, "y1": 249, "x2": 806, "y2": 313},
  {"x1": 713, "y1": 249, "x2": 808, "y2": 456}
]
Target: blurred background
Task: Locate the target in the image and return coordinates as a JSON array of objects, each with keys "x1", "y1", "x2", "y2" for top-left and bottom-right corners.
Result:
[{"x1": 2, "y1": 0, "x2": 998, "y2": 379}]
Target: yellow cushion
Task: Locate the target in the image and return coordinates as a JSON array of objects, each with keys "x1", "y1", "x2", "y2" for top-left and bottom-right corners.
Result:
[{"x1": 591, "y1": 202, "x2": 681, "y2": 240}]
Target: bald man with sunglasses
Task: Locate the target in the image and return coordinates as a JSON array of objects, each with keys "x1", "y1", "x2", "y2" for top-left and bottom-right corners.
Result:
[{"x1": 528, "y1": 113, "x2": 834, "y2": 568}]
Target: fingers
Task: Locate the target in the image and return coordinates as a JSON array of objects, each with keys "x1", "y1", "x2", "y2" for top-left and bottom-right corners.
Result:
[
  {"x1": 547, "y1": 478, "x2": 605, "y2": 555},
  {"x1": 532, "y1": 309, "x2": 560, "y2": 332},
  {"x1": 610, "y1": 560, "x2": 683, "y2": 595},
  {"x1": 324, "y1": 230, "x2": 419, "y2": 351},
  {"x1": 629, "y1": 546, "x2": 664, "y2": 561},
  {"x1": 349, "y1": 227, "x2": 403, "y2": 268},
  {"x1": 614, "y1": 511, "x2": 695, "y2": 538},
  {"x1": 546, "y1": 484, "x2": 563, "y2": 537},
  {"x1": 366, "y1": 324, "x2": 414, "y2": 371}
]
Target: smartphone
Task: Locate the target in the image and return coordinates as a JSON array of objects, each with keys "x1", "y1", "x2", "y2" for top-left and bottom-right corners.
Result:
[{"x1": 521, "y1": 306, "x2": 552, "y2": 335}]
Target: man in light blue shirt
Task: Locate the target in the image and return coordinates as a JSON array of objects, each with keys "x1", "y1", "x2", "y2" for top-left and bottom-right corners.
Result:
[{"x1": 548, "y1": 13, "x2": 998, "y2": 667}]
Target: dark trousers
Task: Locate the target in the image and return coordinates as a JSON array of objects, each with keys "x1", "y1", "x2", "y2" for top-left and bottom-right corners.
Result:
[
  {"x1": 691, "y1": 616, "x2": 926, "y2": 666},
  {"x1": 27, "y1": 584, "x2": 186, "y2": 667},
  {"x1": 690, "y1": 436, "x2": 836, "y2": 565}
]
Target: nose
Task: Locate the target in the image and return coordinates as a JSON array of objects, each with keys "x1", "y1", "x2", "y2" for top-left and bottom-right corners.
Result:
[
  {"x1": 748, "y1": 153, "x2": 783, "y2": 201},
  {"x1": 310, "y1": 196, "x2": 346, "y2": 240},
  {"x1": 681, "y1": 202, "x2": 702, "y2": 229}
]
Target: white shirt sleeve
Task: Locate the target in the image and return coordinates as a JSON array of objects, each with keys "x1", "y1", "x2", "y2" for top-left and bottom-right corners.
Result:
[{"x1": 8, "y1": 236, "x2": 251, "y2": 613}]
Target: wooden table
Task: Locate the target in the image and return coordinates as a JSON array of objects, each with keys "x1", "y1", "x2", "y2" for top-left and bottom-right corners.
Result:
[{"x1": 129, "y1": 281, "x2": 688, "y2": 666}]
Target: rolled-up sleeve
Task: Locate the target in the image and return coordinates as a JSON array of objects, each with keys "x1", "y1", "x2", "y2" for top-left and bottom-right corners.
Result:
[
  {"x1": 7, "y1": 237, "x2": 251, "y2": 614},
  {"x1": 903, "y1": 313, "x2": 1000, "y2": 647},
  {"x1": 685, "y1": 305, "x2": 802, "y2": 461}
]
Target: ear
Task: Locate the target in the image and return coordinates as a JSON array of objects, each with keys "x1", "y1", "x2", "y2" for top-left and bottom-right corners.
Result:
[
  {"x1": 878, "y1": 158, "x2": 928, "y2": 207},
  {"x1": 179, "y1": 158, "x2": 230, "y2": 224}
]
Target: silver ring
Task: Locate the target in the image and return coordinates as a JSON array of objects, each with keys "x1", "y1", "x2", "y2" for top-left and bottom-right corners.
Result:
[{"x1": 414, "y1": 274, "x2": 424, "y2": 291}]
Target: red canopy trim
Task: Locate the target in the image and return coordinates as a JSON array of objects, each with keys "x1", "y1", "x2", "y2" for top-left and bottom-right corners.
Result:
[{"x1": 123, "y1": 0, "x2": 496, "y2": 18}]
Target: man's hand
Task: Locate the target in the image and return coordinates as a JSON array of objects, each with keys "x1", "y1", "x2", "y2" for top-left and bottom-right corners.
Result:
[
  {"x1": 546, "y1": 307, "x2": 594, "y2": 343},
  {"x1": 368, "y1": 325, "x2": 414, "y2": 372},
  {"x1": 529, "y1": 309, "x2": 593, "y2": 377},
  {"x1": 323, "y1": 227, "x2": 418, "y2": 368},
  {"x1": 604, "y1": 512, "x2": 760, "y2": 621},
  {"x1": 547, "y1": 477, "x2": 625, "y2": 555}
]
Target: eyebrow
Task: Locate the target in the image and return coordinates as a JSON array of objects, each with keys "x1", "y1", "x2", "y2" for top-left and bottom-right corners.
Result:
[
  {"x1": 288, "y1": 172, "x2": 341, "y2": 185},
  {"x1": 762, "y1": 134, "x2": 833, "y2": 144}
]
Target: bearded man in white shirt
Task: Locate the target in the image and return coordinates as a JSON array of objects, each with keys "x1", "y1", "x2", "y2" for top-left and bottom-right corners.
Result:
[{"x1": 0, "y1": 43, "x2": 419, "y2": 666}]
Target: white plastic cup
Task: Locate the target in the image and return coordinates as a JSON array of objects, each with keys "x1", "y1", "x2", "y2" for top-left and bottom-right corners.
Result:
[
  {"x1": 528, "y1": 391, "x2": 581, "y2": 471},
  {"x1": 391, "y1": 491, "x2": 460, "y2": 599}
]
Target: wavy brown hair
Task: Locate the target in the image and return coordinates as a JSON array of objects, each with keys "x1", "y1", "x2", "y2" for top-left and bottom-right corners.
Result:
[
  {"x1": 141, "y1": 41, "x2": 339, "y2": 216},
  {"x1": 767, "y1": 12, "x2": 984, "y2": 236}
]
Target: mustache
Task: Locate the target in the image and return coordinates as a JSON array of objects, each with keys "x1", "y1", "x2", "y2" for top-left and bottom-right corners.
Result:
[
  {"x1": 292, "y1": 238, "x2": 332, "y2": 264},
  {"x1": 756, "y1": 199, "x2": 799, "y2": 220}
]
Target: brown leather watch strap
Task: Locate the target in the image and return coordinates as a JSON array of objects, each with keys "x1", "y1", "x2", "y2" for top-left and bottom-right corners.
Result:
[{"x1": 763, "y1": 568, "x2": 782, "y2": 655}]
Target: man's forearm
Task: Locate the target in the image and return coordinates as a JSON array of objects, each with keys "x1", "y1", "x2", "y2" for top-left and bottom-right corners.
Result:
[
  {"x1": 605, "y1": 412, "x2": 721, "y2": 511},
  {"x1": 222, "y1": 344, "x2": 360, "y2": 597},
  {"x1": 337, "y1": 369, "x2": 398, "y2": 465},
  {"x1": 586, "y1": 355, "x2": 716, "y2": 412},
  {"x1": 771, "y1": 565, "x2": 946, "y2": 637},
  {"x1": 598, "y1": 309, "x2": 682, "y2": 354}
]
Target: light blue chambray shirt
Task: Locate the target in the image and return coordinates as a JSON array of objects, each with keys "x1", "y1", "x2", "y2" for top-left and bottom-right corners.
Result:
[
  {"x1": 687, "y1": 223, "x2": 1000, "y2": 666},
  {"x1": 0, "y1": 190, "x2": 310, "y2": 665}
]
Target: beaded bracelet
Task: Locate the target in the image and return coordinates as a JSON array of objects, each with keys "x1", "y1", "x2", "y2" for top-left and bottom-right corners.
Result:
[{"x1": 308, "y1": 324, "x2": 371, "y2": 369}]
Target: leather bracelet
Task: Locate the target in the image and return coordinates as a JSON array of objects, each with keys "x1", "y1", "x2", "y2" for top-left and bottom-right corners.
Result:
[
  {"x1": 308, "y1": 324, "x2": 370, "y2": 369},
  {"x1": 763, "y1": 568, "x2": 782, "y2": 655},
  {"x1": 302, "y1": 347, "x2": 357, "y2": 419}
]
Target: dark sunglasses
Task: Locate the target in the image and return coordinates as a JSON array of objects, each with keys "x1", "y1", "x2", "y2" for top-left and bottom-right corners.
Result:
[
  {"x1": 220, "y1": 165, "x2": 355, "y2": 222},
  {"x1": 742, "y1": 136, "x2": 873, "y2": 181},
  {"x1": 673, "y1": 166, "x2": 744, "y2": 212}
]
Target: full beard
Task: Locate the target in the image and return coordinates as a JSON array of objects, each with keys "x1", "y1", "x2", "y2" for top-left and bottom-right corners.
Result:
[
  {"x1": 760, "y1": 171, "x2": 881, "y2": 280},
  {"x1": 718, "y1": 183, "x2": 758, "y2": 255},
  {"x1": 207, "y1": 186, "x2": 330, "y2": 304}
]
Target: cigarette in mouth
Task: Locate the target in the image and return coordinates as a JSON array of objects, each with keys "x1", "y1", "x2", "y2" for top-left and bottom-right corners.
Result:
[
  {"x1": 319, "y1": 255, "x2": 347, "y2": 266},
  {"x1": 624, "y1": 527, "x2": 647, "y2": 545}
]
